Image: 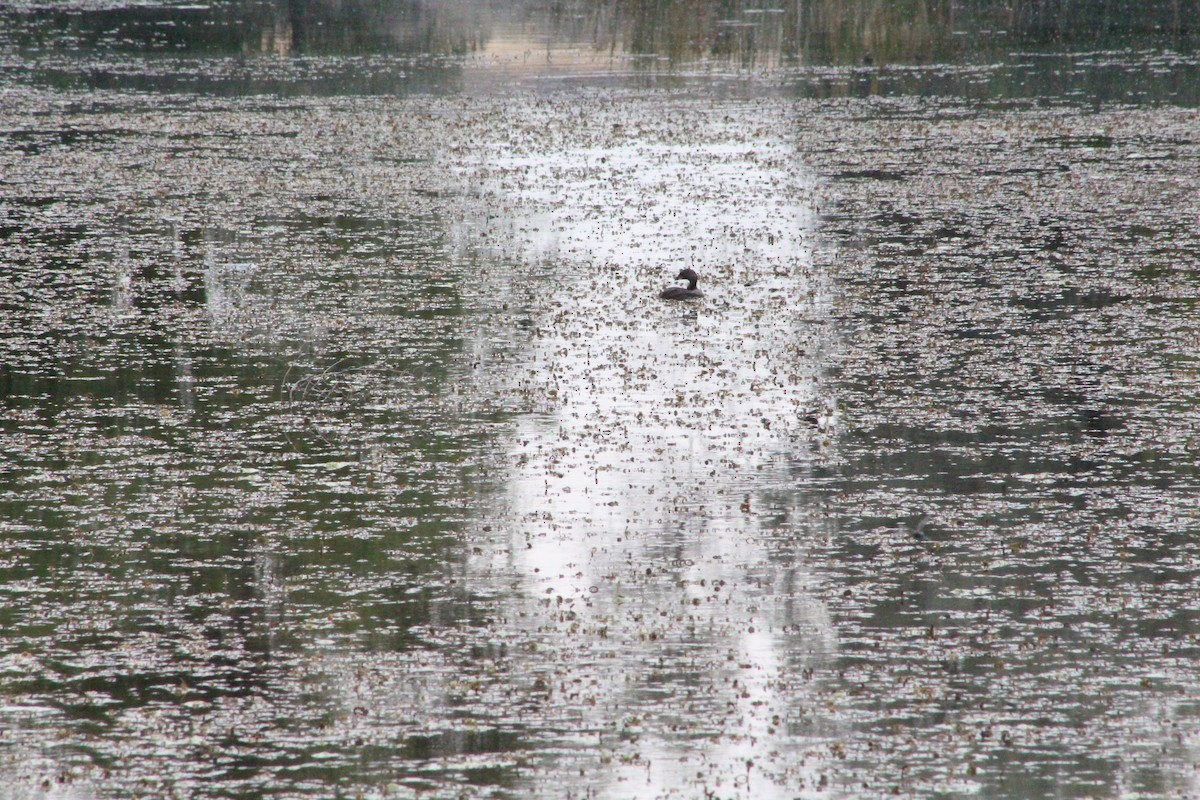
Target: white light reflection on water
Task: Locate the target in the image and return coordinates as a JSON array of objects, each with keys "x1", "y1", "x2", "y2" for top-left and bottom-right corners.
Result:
[{"x1": 457, "y1": 98, "x2": 841, "y2": 797}]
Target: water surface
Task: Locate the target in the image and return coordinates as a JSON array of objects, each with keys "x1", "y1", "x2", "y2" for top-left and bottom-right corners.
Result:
[{"x1": 2, "y1": 2, "x2": 1200, "y2": 798}]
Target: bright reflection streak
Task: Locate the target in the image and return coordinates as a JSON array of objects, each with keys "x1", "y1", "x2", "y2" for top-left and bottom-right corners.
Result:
[{"x1": 460, "y1": 101, "x2": 840, "y2": 797}]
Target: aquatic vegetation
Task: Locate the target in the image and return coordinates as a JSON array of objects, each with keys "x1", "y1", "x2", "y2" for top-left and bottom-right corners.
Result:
[{"x1": 2, "y1": 4, "x2": 1200, "y2": 799}]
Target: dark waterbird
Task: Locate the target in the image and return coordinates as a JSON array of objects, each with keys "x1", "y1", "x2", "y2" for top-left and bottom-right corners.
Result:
[{"x1": 660, "y1": 268, "x2": 702, "y2": 300}]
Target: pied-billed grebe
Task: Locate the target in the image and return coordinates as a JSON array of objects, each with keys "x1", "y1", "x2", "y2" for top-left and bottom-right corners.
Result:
[{"x1": 660, "y1": 268, "x2": 702, "y2": 300}]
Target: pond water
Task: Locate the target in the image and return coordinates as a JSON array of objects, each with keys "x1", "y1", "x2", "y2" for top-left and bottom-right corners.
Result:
[{"x1": 2, "y1": 2, "x2": 1200, "y2": 799}]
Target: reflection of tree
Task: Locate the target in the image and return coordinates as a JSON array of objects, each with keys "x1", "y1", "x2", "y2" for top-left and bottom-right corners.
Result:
[
  {"x1": 800, "y1": 0, "x2": 950, "y2": 64},
  {"x1": 519, "y1": 0, "x2": 889, "y2": 66},
  {"x1": 3, "y1": 0, "x2": 1194, "y2": 62},
  {"x1": 999, "y1": 0, "x2": 1193, "y2": 41},
  {"x1": 279, "y1": 0, "x2": 488, "y2": 55},
  {"x1": 542, "y1": 0, "x2": 1197, "y2": 66}
]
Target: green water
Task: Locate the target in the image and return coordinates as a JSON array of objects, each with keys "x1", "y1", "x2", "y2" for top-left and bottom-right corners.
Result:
[{"x1": 2, "y1": 2, "x2": 1200, "y2": 798}]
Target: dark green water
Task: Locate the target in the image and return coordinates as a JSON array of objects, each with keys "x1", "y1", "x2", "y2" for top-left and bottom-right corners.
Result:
[{"x1": 2, "y1": 2, "x2": 1200, "y2": 799}]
